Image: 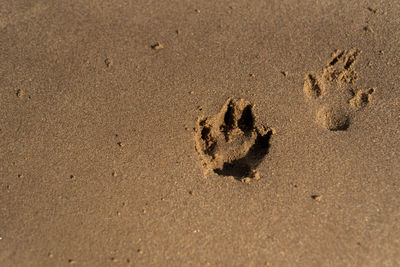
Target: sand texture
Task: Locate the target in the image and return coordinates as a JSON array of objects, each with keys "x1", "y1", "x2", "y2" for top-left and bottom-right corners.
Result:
[{"x1": 1, "y1": 0, "x2": 400, "y2": 266}]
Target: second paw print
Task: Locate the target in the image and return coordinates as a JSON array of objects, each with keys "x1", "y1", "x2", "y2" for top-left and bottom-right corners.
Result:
[{"x1": 303, "y1": 48, "x2": 375, "y2": 131}]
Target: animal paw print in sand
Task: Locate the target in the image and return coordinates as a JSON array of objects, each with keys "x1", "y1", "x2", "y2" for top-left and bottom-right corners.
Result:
[
  {"x1": 303, "y1": 48, "x2": 375, "y2": 131},
  {"x1": 194, "y1": 98, "x2": 273, "y2": 181}
]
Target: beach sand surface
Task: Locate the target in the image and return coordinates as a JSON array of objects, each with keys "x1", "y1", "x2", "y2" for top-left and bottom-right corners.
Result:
[{"x1": 1, "y1": 0, "x2": 400, "y2": 266}]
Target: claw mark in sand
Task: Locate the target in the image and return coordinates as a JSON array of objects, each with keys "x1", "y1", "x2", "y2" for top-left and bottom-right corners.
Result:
[{"x1": 194, "y1": 98, "x2": 273, "y2": 181}]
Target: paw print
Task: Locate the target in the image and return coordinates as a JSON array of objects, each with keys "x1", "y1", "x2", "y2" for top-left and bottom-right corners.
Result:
[
  {"x1": 194, "y1": 98, "x2": 272, "y2": 180},
  {"x1": 303, "y1": 48, "x2": 375, "y2": 131}
]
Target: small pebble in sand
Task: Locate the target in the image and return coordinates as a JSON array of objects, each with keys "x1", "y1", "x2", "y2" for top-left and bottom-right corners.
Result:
[
  {"x1": 311, "y1": 195, "x2": 322, "y2": 201},
  {"x1": 363, "y1": 25, "x2": 373, "y2": 32},
  {"x1": 48, "y1": 252, "x2": 54, "y2": 258},
  {"x1": 249, "y1": 73, "x2": 256, "y2": 78},
  {"x1": 16, "y1": 89, "x2": 24, "y2": 98},
  {"x1": 105, "y1": 58, "x2": 113, "y2": 67},
  {"x1": 18, "y1": 174, "x2": 24, "y2": 178},
  {"x1": 151, "y1": 42, "x2": 164, "y2": 50},
  {"x1": 111, "y1": 257, "x2": 118, "y2": 262},
  {"x1": 137, "y1": 249, "x2": 143, "y2": 255},
  {"x1": 70, "y1": 175, "x2": 76, "y2": 181},
  {"x1": 68, "y1": 259, "x2": 76, "y2": 264},
  {"x1": 195, "y1": 9, "x2": 200, "y2": 13},
  {"x1": 117, "y1": 211, "x2": 121, "y2": 216},
  {"x1": 117, "y1": 142, "x2": 125, "y2": 147},
  {"x1": 367, "y1": 7, "x2": 379, "y2": 13},
  {"x1": 189, "y1": 190, "x2": 194, "y2": 195},
  {"x1": 112, "y1": 170, "x2": 117, "y2": 177},
  {"x1": 281, "y1": 71, "x2": 288, "y2": 76}
]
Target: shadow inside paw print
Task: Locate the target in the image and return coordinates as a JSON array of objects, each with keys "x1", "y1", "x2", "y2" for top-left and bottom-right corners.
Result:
[
  {"x1": 194, "y1": 98, "x2": 272, "y2": 180},
  {"x1": 214, "y1": 131, "x2": 272, "y2": 178}
]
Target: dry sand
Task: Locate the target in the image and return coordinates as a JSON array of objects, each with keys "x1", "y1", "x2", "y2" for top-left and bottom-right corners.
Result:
[{"x1": 1, "y1": 0, "x2": 400, "y2": 266}]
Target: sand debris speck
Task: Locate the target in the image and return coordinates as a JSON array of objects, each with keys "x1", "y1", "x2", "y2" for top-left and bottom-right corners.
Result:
[
  {"x1": 16, "y1": 89, "x2": 24, "y2": 98},
  {"x1": 151, "y1": 42, "x2": 164, "y2": 50},
  {"x1": 105, "y1": 58, "x2": 113, "y2": 67},
  {"x1": 311, "y1": 195, "x2": 322, "y2": 201}
]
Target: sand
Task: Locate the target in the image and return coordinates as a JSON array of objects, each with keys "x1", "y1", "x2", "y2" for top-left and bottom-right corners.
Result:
[{"x1": 1, "y1": 0, "x2": 400, "y2": 266}]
